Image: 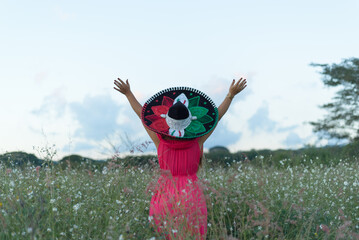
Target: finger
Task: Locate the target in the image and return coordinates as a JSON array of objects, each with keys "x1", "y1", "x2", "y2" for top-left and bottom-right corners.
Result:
[
  {"x1": 126, "y1": 79, "x2": 130, "y2": 86},
  {"x1": 231, "y1": 79, "x2": 235, "y2": 87},
  {"x1": 117, "y1": 78, "x2": 125, "y2": 84},
  {"x1": 114, "y1": 79, "x2": 123, "y2": 84},
  {"x1": 114, "y1": 87, "x2": 123, "y2": 93},
  {"x1": 238, "y1": 78, "x2": 246, "y2": 86},
  {"x1": 235, "y1": 80, "x2": 246, "y2": 92},
  {"x1": 239, "y1": 79, "x2": 246, "y2": 86},
  {"x1": 114, "y1": 81, "x2": 122, "y2": 88},
  {"x1": 237, "y1": 77, "x2": 244, "y2": 84}
]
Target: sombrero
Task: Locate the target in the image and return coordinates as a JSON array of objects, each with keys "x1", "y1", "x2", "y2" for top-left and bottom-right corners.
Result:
[{"x1": 141, "y1": 87, "x2": 218, "y2": 139}]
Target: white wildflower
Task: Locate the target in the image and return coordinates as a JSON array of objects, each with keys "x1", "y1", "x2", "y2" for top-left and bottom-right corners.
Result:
[{"x1": 73, "y1": 203, "x2": 81, "y2": 211}]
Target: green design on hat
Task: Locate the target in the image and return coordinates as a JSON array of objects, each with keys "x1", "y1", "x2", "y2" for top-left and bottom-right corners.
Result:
[
  {"x1": 198, "y1": 115, "x2": 213, "y2": 124},
  {"x1": 186, "y1": 121, "x2": 206, "y2": 133},
  {"x1": 188, "y1": 96, "x2": 200, "y2": 108},
  {"x1": 189, "y1": 106, "x2": 208, "y2": 119}
]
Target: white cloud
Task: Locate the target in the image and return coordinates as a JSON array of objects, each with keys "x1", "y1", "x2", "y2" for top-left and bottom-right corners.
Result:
[
  {"x1": 247, "y1": 102, "x2": 277, "y2": 133},
  {"x1": 33, "y1": 71, "x2": 49, "y2": 85},
  {"x1": 31, "y1": 87, "x2": 67, "y2": 119},
  {"x1": 69, "y1": 95, "x2": 120, "y2": 141},
  {"x1": 282, "y1": 132, "x2": 304, "y2": 148},
  {"x1": 55, "y1": 6, "x2": 75, "y2": 21},
  {"x1": 204, "y1": 124, "x2": 242, "y2": 151}
]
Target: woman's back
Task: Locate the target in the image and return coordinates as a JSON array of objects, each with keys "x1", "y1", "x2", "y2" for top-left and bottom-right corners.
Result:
[{"x1": 157, "y1": 133, "x2": 202, "y2": 176}]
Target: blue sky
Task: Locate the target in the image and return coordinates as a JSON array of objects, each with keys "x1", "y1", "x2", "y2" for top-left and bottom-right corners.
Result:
[{"x1": 1, "y1": 0, "x2": 358, "y2": 160}]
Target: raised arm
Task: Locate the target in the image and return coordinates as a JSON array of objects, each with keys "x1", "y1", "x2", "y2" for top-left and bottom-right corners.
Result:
[
  {"x1": 114, "y1": 78, "x2": 160, "y2": 148},
  {"x1": 199, "y1": 78, "x2": 247, "y2": 145}
]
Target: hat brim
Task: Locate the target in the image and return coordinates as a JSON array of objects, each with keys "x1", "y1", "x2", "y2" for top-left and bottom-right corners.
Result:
[{"x1": 141, "y1": 87, "x2": 218, "y2": 139}]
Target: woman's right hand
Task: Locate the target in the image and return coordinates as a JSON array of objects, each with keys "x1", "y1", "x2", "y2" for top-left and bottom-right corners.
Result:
[
  {"x1": 229, "y1": 78, "x2": 247, "y2": 98},
  {"x1": 114, "y1": 78, "x2": 131, "y2": 95}
]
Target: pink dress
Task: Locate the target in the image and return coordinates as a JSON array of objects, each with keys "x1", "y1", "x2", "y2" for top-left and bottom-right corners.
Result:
[{"x1": 149, "y1": 133, "x2": 207, "y2": 239}]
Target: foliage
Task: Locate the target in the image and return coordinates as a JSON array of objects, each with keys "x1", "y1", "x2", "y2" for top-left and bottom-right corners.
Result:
[
  {"x1": 0, "y1": 152, "x2": 42, "y2": 168},
  {"x1": 310, "y1": 57, "x2": 359, "y2": 141},
  {"x1": 2, "y1": 140, "x2": 359, "y2": 170},
  {"x1": 0, "y1": 155, "x2": 358, "y2": 239},
  {"x1": 58, "y1": 155, "x2": 105, "y2": 171}
]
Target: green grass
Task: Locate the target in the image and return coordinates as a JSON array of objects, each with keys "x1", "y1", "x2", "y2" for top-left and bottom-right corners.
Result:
[{"x1": 0, "y1": 156, "x2": 358, "y2": 239}]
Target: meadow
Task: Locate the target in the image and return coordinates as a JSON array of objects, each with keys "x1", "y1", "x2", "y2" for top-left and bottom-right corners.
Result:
[{"x1": 0, "y1": 153, "x2": 358, "y2": 239}]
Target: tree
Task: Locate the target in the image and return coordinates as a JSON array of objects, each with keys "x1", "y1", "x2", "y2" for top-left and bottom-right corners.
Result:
[{"x1": 310, "y1": 58, "x2": 359, "y2": 142}]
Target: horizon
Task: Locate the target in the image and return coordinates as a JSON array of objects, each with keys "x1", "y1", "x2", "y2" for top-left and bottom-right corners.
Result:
[{"x1": 1, "y1": 139, "x2": 352, "y2": 162}]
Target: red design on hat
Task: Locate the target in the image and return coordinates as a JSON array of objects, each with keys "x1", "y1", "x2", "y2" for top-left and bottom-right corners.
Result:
[
  {"x1": 151, "y1": 105, "x2": 169, "y2": 116},
  {"x1": 149, "y1": 118, "x2": 169, "y2": 132}
]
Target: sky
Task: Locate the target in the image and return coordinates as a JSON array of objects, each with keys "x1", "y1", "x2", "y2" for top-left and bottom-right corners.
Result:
[{"x1": 1, "y1": 0, "x2": 359, "y2": 160}]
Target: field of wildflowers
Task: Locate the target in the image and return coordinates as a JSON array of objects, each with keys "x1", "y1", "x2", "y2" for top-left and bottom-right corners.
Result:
[{"x1": 0, "y1": 155, "x2": 358, "y2": 239}]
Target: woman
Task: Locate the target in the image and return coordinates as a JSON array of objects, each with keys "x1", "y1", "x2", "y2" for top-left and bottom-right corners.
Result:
[{"x1": 114, "y1": 78, "x2": 247, "y2": 239}]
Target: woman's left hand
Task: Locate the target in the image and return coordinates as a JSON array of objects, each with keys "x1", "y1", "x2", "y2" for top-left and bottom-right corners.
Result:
[
  {"x1": 114, "y1": 78, "x2": 131, "y2": 96},
  {"x1": 229, "y1": 78, "x2": 247, "y2": 97}
]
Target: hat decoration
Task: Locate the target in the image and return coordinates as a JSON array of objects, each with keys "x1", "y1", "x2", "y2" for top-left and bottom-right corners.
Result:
[{"x1": 141, "y1": 87, "x2": 218, "y2": 139}]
